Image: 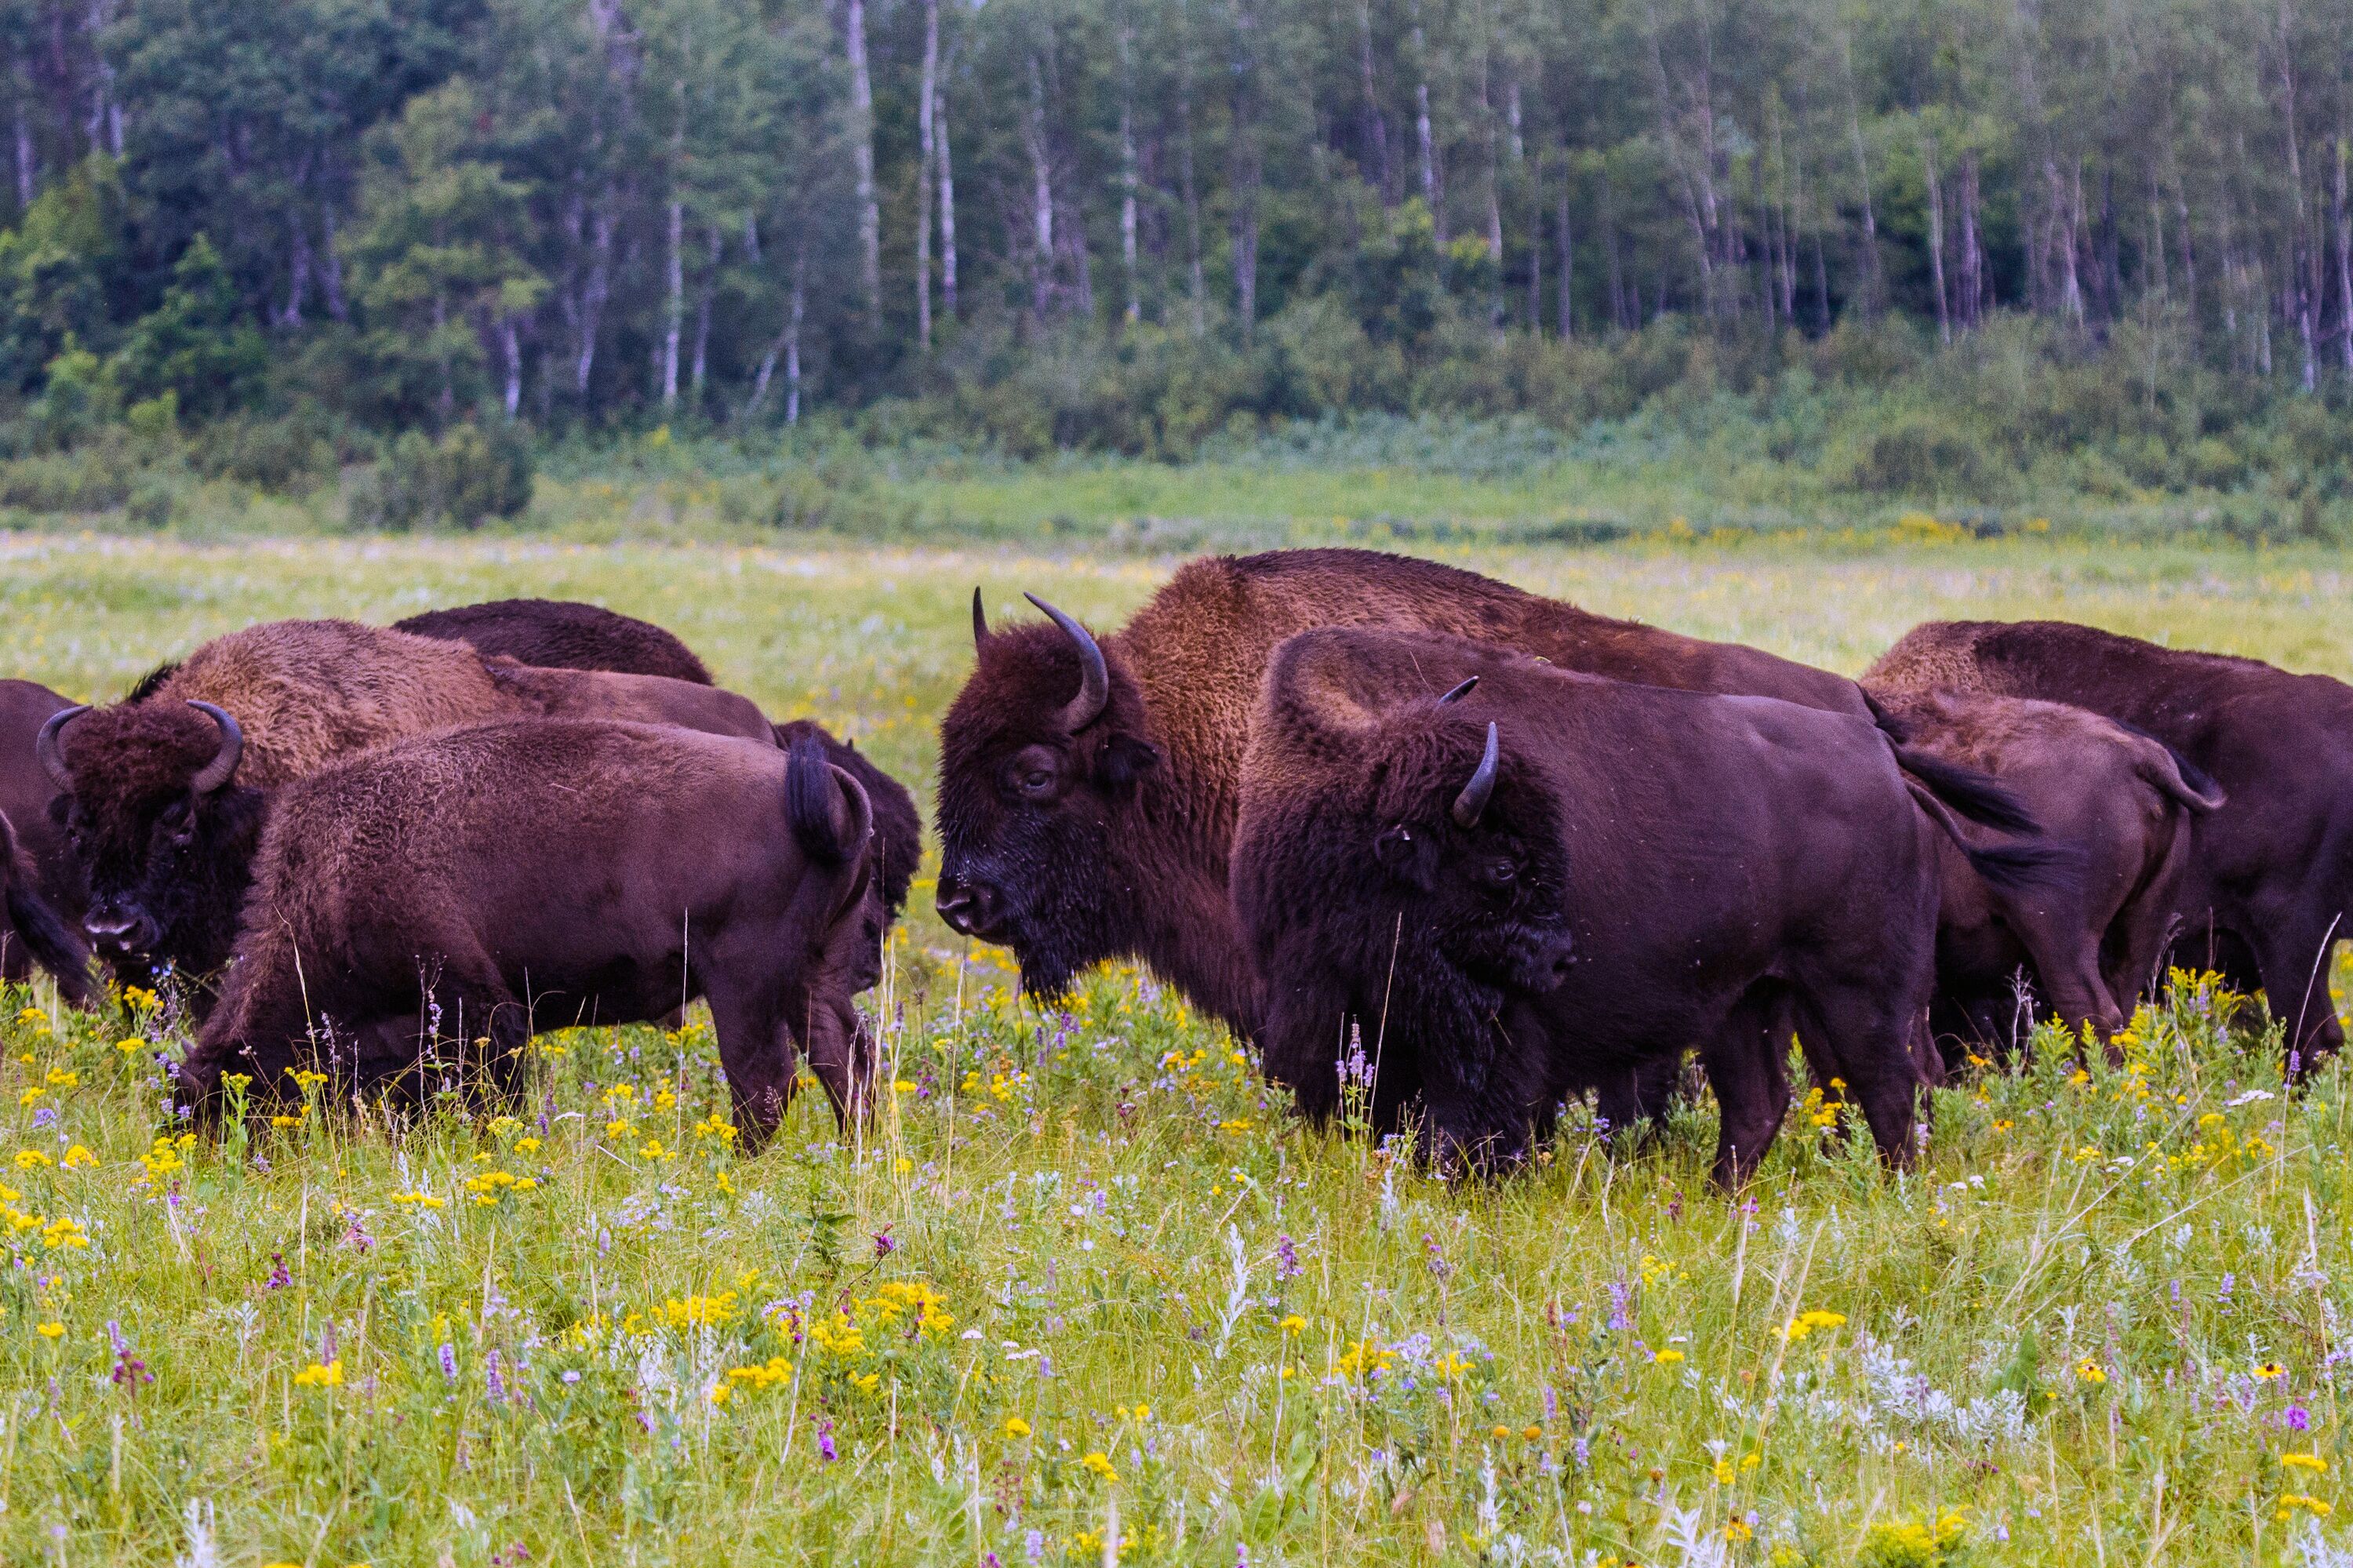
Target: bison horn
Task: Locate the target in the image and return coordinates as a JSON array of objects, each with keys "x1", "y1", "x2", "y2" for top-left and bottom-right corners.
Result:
[
  {"x1": 1024, "y1": 592, "x2": 1110, "y2": 733},
  {"x1": 1436, "y1": 676, "x2": 1479, "y2": 705},
  {"x1": 186, "y1": 701, "x2": 244, "y2": 794},
  {"x1": 1452, "y1": 722, "x2": 1500, "y2": 829},
  {"x1": 972, "y1": 588, "x2": 990, "y2": 648},
  {"x1": 34, "y1": 704, "x2": 87, "y2": 791}
]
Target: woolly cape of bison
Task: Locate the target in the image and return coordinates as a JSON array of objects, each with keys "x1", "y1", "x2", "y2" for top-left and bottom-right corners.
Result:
[{"x1": 0, "y1": 548, "x2": 2333, "y2": 1189}]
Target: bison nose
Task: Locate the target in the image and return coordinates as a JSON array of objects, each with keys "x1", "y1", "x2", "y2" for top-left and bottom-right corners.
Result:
[
  {"x1": 83, "y1": 908, "x2": 151, "y2": 954},
  {"x1": 935, "y1": 874, "x2": 1006, "y2": 939}
]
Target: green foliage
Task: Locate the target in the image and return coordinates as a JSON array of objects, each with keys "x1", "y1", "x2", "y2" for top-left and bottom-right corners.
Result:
[
  {"x1": 351, "y1": 419, "x2": 533, "y2": 529},
  {"x1": 0, "y1": 158, "x2": 136, "y2": 397},
  {"x1": 109, "y1": 235, "x2": 267, "y2": 424}
]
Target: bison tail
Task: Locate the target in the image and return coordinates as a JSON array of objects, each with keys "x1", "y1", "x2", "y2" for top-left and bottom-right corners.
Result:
[
  {"x1": 1903, "y1": 779, "x2": 2086, "y2": 901},
  {"x1": 2143, "y1": 744, "x2": 2228, "y2": 813},
  {"x1": 0, "y1": 813, "x2": 89, "y2": 1006},
  {"x1": 786, "y1": 734, "x2": 875, "y2": 869},
  {"x1": 1889, "y1": 744, "x2": 2041, "y2": 836}
]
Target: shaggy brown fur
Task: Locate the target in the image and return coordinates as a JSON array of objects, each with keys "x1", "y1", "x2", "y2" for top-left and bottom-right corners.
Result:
[
  {"x1": 1867, "y1": 619, "x2": 2344, "y2": 1059},
  {"x1": 937, "y1": 548, "x2": 2027, "y2": 1047},
  {"x1": 1229, "y1": 630, "x2": 2068, "y2": 1185},
  {"x1": 0, "y1": 807, "x2": 88, "y2": 1002},
  {"x1": 47, "y1": 619, "x2": 781, "y2": 992},
  {"x1": 182, "y1": 722, "x2": 875, "y2": 1141},
  {"x1": 1867, "y1": 688, "x2": 2225, "y2": 1060},
  {"x1": 395, "y1": 598, "x2": 715, "y2": 684}
]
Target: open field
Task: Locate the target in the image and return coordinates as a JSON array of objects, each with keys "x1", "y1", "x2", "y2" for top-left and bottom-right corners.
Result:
[{"x1": 6, "y1": 533, "x2": 2353, "y2": 1564}]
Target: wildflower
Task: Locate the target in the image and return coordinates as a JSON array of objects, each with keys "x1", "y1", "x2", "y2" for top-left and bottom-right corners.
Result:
[
  {"x1": 1653, "y1": 1348, "x2": 1685, "y2": 1365},
  {"x1": 1275, "y1": 1233, "x2": 1301, "y2": 1280},
  {"x1": 56, "y1": 1144, "x2": 95, "y2": 1170},
  {"x1": 2257, "y1": 1362, "x2": 2289, "y2": 1380},
  {"x1": 872, "y1": 1227, "x2": 897, "y2": 1260},
  {"x1": 1002, "y1": 1416, "x2": 1031, "y2": 1439},
  {"x1": 2282, "y1": 1453, "x2": 2330, "y2": 1473},
  {"x1": 816, "y1": 1418, "x2": 838, "y2": 1464},
  {"x1": 115, "y1": 1037, "x2": 145, "y2": 1054},
  {"x1": 1523, "y1": 1424, "x2": 1543, "y2": 1441},
  {"x1": 15, "y1": 1148, "x2": 52, "y2": 1168},
  {"x1": 1724, "y1": 1521, "x2": 1754, "y2": 1543},
  {"x1": 439, "y1": 1343, "x2": 458, "y2": 1383},
  {"x1": 294, "y1": 1359, "x2": 344, "y2": 1388},
  {"x1": 44, "y1": 1068, "x2": 75, "y2": 1087},
  {"x1": 2279, "y1": 1495, "x2": 2334, "y2": 1521},
  {"x1": 1780, "y1": 1310, "x2": 1848, "y2": 1342},
  {"x1": 35, "y1": 1321, "x2": 63, "y2": 1339},
  {"x1": 2075, "y1": 1359, "x2": 2107, "y2": 1385},
  {"x1": 1280, "y1": 1314, "x2": 1307, "y2": 1334},
  {"x1": 262, "y1": 1253, "x2": 293, "y2": 1290},
  {"x1": 390, "y1": 1191, "x2": 446, "y2": 1210},
  {"x1": 1080, "y1": 1450, "x2": 1118, "y2": 1482}
]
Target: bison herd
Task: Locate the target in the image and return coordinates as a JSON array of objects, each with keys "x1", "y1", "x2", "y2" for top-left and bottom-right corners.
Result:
[{"x1": 0, "y1": 548, "x2": 2340, "y2": 1188}]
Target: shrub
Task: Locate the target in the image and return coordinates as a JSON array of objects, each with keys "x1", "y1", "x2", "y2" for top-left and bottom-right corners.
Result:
[
  {"x1": 198, "y1": 412, "x2": 340, "y2": 495},
  {"x1": 0, "y1": 432, "x2": 137, "y2": 513},
  {"x1": 1842, "y1": 413, "x2": 1993, "y2": 497},
  {"x1": 351, "y1": 420, "x2": 533, "y2": 529}
]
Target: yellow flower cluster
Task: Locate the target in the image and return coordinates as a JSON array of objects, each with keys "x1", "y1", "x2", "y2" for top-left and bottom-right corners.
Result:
[
  {"x1": 391, "y1": 1191, "x2": 446, "y2": 1210},
  {"x1": 2278, "y1": 1494, "x2": 2334, "y2": 1522},
  {"x1": 1, "y1": 1187, "x2": 89, "y2": 1251},
  {"x1": 1862, "y1": 1509, "x2": 1966, "y2": 1558},
  {"x1": 461, "y1": 1169, "x2": 537, "y2": 1206},
  {"x1": 1781, "y1": 1310, "x2": 1848, "y2": 1342},
  {"x1": 1332, "y1": 1337, "x2": 1400, "y2": 1381},
  {"x1": 293, "y1": 1359, "x2": 344, "y2": 1388},
  {"x1": 139, "y1": 1134, "x2": 194, "y2": 1179}
]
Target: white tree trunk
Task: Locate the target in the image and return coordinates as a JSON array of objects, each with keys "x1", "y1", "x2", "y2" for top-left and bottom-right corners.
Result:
[
  {"x1": 917, "y1": 0, "x2": 940, "y2": 351},
  {"x1": 846, "y1": 0, "x2": 882, "y2": 329}
]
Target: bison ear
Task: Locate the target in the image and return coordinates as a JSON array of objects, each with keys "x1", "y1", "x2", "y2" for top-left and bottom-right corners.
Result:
[
  {"x1": 1092, "y1": 733, "x2": 1160, "y2": 791},
  {"x1": 1373, "y1": 824, "x2": 1437, "y2": 890}
]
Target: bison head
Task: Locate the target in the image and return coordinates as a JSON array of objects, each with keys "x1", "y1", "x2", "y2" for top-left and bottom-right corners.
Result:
[
  {"x1": 935, "y1": 591, "x2": 1161, "y2": 999},
  {"x1": 38, "y1": 697, "x2": 264, "y2": 985}
]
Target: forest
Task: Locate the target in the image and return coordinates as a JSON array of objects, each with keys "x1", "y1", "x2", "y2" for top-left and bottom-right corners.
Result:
[{"x1": 4, "y1": 0, "x2": 2353, "y2": 526}]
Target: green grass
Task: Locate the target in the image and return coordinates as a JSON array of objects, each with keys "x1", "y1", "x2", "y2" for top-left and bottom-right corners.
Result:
[{"x1": 6, "y1": 532, "x2": 2353, "y2": 1564}]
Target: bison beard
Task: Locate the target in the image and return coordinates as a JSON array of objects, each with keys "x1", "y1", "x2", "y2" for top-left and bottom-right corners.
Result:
[
  {"x1": 1868, "y1": 619, "x2": 2340, "y2": 1060},
  {"x1": 1234, "y1": 630, "x2": 2078, "y2": 1187},
  {"x1": 182, "y1": 723, "x2": 877, "y2": 1141}
]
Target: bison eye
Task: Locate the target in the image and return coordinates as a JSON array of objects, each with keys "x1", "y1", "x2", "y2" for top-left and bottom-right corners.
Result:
[
  {"x1": 1482, "y1": 858, "x2": 1518, "y2": 889},
  {"x1": 1017, "y1": 767, "x2": 1056, "y2": 799}
]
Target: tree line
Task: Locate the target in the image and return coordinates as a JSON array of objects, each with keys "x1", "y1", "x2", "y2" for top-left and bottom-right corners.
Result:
[{"x1": 3, "y1": 0, "x2": 2351, "y2": 452}]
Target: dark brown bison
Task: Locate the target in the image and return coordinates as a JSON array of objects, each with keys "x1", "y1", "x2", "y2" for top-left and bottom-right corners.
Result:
[
  {"x1": 395, "y1": 598, "x2": 715, "y2": 684},
  {"x1": 181, "y1": 722, "x2": 877, "y2": 1140},
  {"x1": 387, "y1": 595, "x2": 923, "y2": 935},
  {"x1": 36, "y1": 620, "x2": 777, "y2": 993},
  {"x1": 1868, "y1": 620, "x2": 2348, "y2": 1060},
  {"x1": 0, "y1": 680, "x2": 89, "y2": 997},
  {"x1": 0, "y1": 806, "x2": 89, "y2": 1004},
  {"x1": 1867, "y1": 688, "x2": 2226, "y2": 1061},
  {"x1": 936, "y1": 548, "x2": 2032, "y2": 1045},
  {"x1": 1231, "y1": 630, "x2": 2072, "y2": 1186}
]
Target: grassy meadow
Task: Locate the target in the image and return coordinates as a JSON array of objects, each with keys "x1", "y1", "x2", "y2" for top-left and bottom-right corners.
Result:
[{"x1": 7, "y1": 531, "x2": 2353, "y2": 1564}]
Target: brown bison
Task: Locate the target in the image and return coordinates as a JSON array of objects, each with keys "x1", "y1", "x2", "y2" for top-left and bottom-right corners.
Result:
[
  {"x1": 1231, "y1": 630, "x2": 2073, "y2": 1185},
  {"x1": 395, "y1": 598, "x2": 715, "y2": 684},
  {"x1": 181, "y1": 722, "x2": 877, "y2": 1140},
  {"x1": 0, "y1": 806, "x2": 89, "y2": 1004},
  {"x1": 37, "y1": 620, "x2": 777, "y2": 993},
  {"x1": 0, "y1": 679, "x2": 90, "y2": 998},
  {"x1": 385, "y1": 595, "x2": 925, "y2": 969},
  {"x1": 936, "y1": 548, "x2": 2032, "y2": 1046},
  {"x1": 1868, "y1": 620, "x2": 2348, "y2": 1060},
  {"x1": 1867, "y1": 688, "x2": 2226, "y2": 1061}
]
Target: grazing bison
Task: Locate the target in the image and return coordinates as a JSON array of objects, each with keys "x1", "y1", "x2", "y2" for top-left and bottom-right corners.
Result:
[
  {"x1": 1231, "y1": 630, "x2": 2071, "y2": 1185},
  {"x1": 936, "y1": 548, "x2": 2032, "y2": 1047},
  {"x1": 395, "y1": 598, "x2": 715, "y2": 684},
  {"x1": 391, "y1": 595, "x2": 923, "y2": 945},
  {"x1": 1868, "y1": 620, "x2": 2348, "y2": 1060},
  {"x1": 181, "y1": 723, "x2": 877, "y2": 1140},
  {"x1": 1867, "y1": 688, "x2": 2226, "y2": 1062},
  {"x1": 37, "y1": 620, "x2": 776, "y2": 994},
  {"x1": 0, "y1": 680, "x2": 89, "y2": 994}
]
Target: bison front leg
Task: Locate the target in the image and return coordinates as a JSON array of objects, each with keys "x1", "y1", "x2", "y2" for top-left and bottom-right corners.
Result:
[{"x1": 1698, "y1": 991, "x2": 1793, "y2": 1191}]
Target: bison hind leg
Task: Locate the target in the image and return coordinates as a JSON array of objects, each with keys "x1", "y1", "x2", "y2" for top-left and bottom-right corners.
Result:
[{"x1": 704, "y1": 973, "x2": 798, "y2": 1150}]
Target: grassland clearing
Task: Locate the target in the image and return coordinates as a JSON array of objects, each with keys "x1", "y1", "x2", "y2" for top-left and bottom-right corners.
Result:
[{"x1": 3, "y1": 532, "x2": 2353, "y2": 1564}]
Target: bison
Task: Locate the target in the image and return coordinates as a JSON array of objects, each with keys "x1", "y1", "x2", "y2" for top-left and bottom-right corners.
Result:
[
  {"x1": 0, "y1": 679, "x2": 89, "y2": 998},
  {"x1": 936, "y1": 548, "x2": 2034, "y2": 1050},
  {"x1": 0, "y1": 806, "x2": 89, "y2": 1004},
  {"x1": 1231, "y1": 629, "x2": 2071, "y2": 1186},
  {"x1": 181, "y1": 722, "x2": 878, "y2": 1140},
  {"x1": 36, "y1": 619, "x2": 779, "y2": 995},
  {"x1": 385, "y1": 595, "x2": 924, "y2": 964},
  {"x1": 395, "y1": 597, "x2": 715, "y2": 684},
  {"x1": 1867, "y1": 688, "x2": 2226, "y2": 1062},
  {"x1": 1868, "y1": 620, "x2": 2348, "y2": 1060}
]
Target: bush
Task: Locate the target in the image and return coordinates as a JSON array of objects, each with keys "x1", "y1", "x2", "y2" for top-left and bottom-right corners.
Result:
[
  {"x1": 198, "y1": 411, "x2": 340, "y2": 495},
  {"x1": 0, "y1": 432, "x2": 138, "y2": 513},
  {"x1": 351, "y1": 420, "x2": 533, "y2": 529},
  {"x1": 1842, "y1": 413, "x2": 1995, "y2": 497}
]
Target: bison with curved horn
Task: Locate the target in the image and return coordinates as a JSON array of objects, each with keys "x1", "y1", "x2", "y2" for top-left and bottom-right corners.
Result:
[
  {"x1": 1231, "y1": 629, "x2": 2079, "y2": 1187},
  {"x1": 182, "y1": 723, "x2": 878, "y2": 1139},
  {"x1": 36, "y1": 619, "x2": 780, "y2": 1000},
  {"x1": 935, "y1": 548, "x2": 2044, "y2": 1128}
]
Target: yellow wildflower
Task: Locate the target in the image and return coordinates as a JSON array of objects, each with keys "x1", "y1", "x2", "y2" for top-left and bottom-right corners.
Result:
[
  {"x1": 293, "y1": 1360, "x2": 344, "y2": 1388},
  {"x1": 2282, "y1": 1453, "x2": 2330, "y2": 1473},
  {"x1": 2075, "y1": 1359, "x2": 2107, "y2": 1385},
  {"x1": 1002, "y1": 1416, "x2": 1031, "y2": 1439},
  {"x1": 35, "y1": 1320, "x2": 63, "y2": 1339},
  {"x1": 1654, "y1": 1348, "x2": 1686, "y2": 1365},
  {"x1": 1079, "y1": 1450, "x2": 1118, "y2": 1481}
]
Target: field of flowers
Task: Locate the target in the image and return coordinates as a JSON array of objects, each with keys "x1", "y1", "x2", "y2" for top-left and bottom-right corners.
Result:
[{"x1": 4, "y1": 533, "x2": 2353, "y2": 1564}]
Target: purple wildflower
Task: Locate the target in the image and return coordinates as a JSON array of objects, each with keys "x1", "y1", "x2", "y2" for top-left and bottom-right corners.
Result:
[
  {"x1": 439, "y1": 1343, "x2": 459, "y2": 1383},
  {"x1": 2289, "y1": 1406, "x2": 2312, "y2": 1432},
  {"x1": 486, "y1": 1349, "x2": 506, "y2": 1405},
  {"x1": 31, "y1": 1105, "x2": 56, "y2": 1129},
  {"x1": 1275, "y1": 1234, "x2": 1301, "y2": 1281},
  {"x1": 817, "y1": 1418, "x2": 838, "y2": 1463},
  {"x1": 873, "y1": 1227, "x2": 897, "y2": 1261},
  {"x1": 262, "y1": 1253, "x2": 292, "y2": 1291},
  {"x1": 1606, "y1": 1281, "x2": 1632, "y2": 1332}
]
